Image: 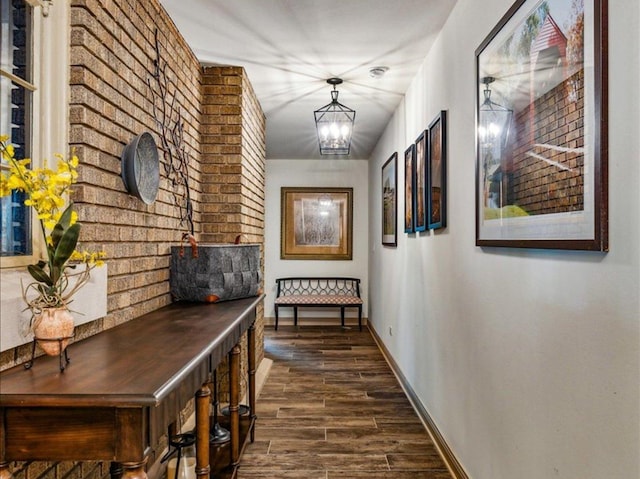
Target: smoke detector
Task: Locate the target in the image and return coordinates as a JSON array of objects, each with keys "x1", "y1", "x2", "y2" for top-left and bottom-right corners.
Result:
[{"x1": 369, "y1": 66, "x2": 389, "y2": 79}]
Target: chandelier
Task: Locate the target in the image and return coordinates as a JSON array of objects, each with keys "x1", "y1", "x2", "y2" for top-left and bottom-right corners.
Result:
[{"x1": 314, "y1": 78, "x2": 356, "y2": 155}]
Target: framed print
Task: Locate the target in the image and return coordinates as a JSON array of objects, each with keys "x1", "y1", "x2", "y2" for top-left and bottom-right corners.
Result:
[
  {"x1": 414, "y1": 131, "x2": 428, "y2": 232},
  {"x1": 382, "y1": 152, "x2": 398, "y2": 246},
  {"x1": 404, "y1": 144, "x2": 415, "y2": 233},
  {"x1": 281, "y1": 187, "x2": 353, "y2": 260},
  {"x1": 428, "y1": 111, "x2": 447, "y2": 230},
  {"x1": 475, "y1": 0, "x2": 608, "y2": 251}
]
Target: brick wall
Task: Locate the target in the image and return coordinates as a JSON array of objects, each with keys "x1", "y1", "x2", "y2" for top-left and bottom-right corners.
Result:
[
  {"x1": 3, "y1": 1, "x2": 266, "y2": 478},
  {"x1": 201, "y1": 66, "x2": 267, "y2": 392},
  {"x1": 200, "y1": 67, "x2": 266, "y2": 246},
  {"x1": 506, "y1": 70, "x2": 585, "y2": 214},
  {"x1": 69, "y1": 0, "x2": 203, "y2": 330}
]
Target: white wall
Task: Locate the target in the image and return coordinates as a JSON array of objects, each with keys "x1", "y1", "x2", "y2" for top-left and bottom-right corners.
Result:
[
  {"x1": 265, "y1": 159, "x2": 369, "y2": 322},
  {"x1": 0, "y1": 266, "x2": 108, "y2": 352},
  {"x1": 367, "y1": 0, "x2": 640, "y2": 478}
]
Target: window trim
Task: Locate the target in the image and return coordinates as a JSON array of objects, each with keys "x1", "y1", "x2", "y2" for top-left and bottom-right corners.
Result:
[{"x1": 1, "y1": 0, "x2": 69, "y2": 269}]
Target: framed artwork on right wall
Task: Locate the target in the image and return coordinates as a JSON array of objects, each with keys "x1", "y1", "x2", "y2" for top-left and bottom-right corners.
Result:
[
  {"x1": 382, "y1": 152, "x2": 398, "y2": 246},
  {"x1": 414, "y1": 130, "x2": 428, "y2": 232},
  {"x1": 428, "y1": 111, "x2": 447, "y2": 230},
  {"x1": 404, "y1": 144, "x2": 416, "y2": 233},
  {"x1": 475, "y1": 0, "x2": 608, "y2": 251}
]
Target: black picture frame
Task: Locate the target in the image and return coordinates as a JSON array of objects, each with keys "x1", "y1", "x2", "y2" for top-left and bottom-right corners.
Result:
[
  {"x1": 475, "y1": 0, "x2": 608, "y2": 251},
  {"x1": 404, "y1": 144, "x2": 416, "y2": 234},
  {"x1": 382, "y1": 152, "x2": 398, "y2": 246},
  {"x1": 428, "y1": 111, "x2": 447, "y2": 230},
  {"x1": 414, "y1": 130, "x2": 428, "y2": 232}
]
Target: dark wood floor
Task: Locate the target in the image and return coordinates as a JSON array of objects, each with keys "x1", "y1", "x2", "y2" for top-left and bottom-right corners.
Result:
[{"x1": 237, "y1": 325, "x2": 452, "y2": 479}]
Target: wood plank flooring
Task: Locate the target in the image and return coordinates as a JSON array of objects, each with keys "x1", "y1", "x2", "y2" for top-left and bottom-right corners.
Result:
[{"x1": 237, "y1": 326, "x2": 452, "y2": 479}]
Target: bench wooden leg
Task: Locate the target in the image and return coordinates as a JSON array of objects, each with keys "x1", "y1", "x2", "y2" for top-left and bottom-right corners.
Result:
[
  {"x1": 340, "y1": 307, "x2": 345, "y2": 327},
  {"x1": 358, "y1": 306, "x2": 362, "y2": 331},
  {"x1": 294, "y1": 307, "x2": 298, "y2": 327},
  {"x1": 275, "y1": 305, "x2": 279, "y2": 330}
]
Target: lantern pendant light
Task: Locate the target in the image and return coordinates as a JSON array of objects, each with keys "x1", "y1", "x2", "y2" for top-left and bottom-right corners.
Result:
[{"x1": 314, "y1": 78, "x2": 356, "y2": 155}]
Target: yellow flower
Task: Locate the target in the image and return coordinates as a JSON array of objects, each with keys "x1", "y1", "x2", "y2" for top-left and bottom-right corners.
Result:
[
  {"x1": 2, "y1": 143, "x2": 14, "y2": 161},
  {"x1": 0, "y1": 136, "x2": 105, "y2": 312}
]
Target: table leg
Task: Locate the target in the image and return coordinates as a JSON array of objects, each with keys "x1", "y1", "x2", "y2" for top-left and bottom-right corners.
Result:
[
  {"x1": 195, "y1": 384, "x2": 211, "y2": 479},
  {"x1": 120, "y1": 460, "x2": 147, "y2": 479},
  {"x1": 248, "y1": 322, "x2": 256, "y2": 442},
  {"x1": 229, "y1": 344, "x2": 241, "y2": 466},
  {"x1": 109, "y1": 462, "x2": 123, "y2": 479}
]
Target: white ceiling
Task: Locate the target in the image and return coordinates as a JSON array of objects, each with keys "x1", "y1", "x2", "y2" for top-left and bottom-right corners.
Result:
[{"x1": 160, "y1": 0, "x2": 457, "y2": 160}]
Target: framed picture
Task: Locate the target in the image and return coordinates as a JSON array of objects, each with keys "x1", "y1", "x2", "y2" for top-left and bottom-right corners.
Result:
[
  {"x1": 414, "y1": 131, "x2": 428, "y2": 232},
  {"x1": 281, "y1": 187, "x2": 353, "y2": 260},
  {"x1": 428, "y1": 111, "x2": 447, "y2": 230},
  {"x1": 404, "y1": 144, "x2": 415, "y2": 233},
  {"x1": 475, "y1": 0, "x2": 608, "y2": 251},
  {"x1": 381, "y1": 152, "x2": 398, "y2": 246}
]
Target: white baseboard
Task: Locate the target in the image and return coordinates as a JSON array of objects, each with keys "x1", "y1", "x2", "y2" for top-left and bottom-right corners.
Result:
[{"x1": 368, "y1": 324, "x2": 469, "y2": 479}]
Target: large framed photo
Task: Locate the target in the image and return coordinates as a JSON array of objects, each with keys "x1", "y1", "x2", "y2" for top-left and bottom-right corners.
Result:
[
  {"x1": 404, "y1": 144, "x2": 416, "y2": 233},
  {"x1": 414, "y1": 131, "x2": 428, "y2": 232},
  {"x1": 475, "y1": 0, "x2": 608, "y2": 251},
  {"x1": 281, "y1": 187, "x2": 353, "y2": 260},
  {"x1": 382, "y1": 152, "x2": 398, "y2": 246},
  {"x1": 428, "y1": 111, "x2": 447, "y2": 230}
]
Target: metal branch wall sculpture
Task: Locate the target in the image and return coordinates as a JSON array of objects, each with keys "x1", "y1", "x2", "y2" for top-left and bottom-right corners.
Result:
[{"x1": 148, "y1": 28, "x2": 194, "y2": 236}]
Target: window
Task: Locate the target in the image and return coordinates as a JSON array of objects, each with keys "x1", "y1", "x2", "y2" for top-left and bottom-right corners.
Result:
[
  {"x1": 0, "y1": 0, "x2": 67, "y2": 269},
  {"x1": 0, "y1": 0, "x2": 35, "y2": 257}
]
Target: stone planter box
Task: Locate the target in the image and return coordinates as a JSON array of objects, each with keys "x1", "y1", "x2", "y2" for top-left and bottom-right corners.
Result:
[{"x1": 170, "y1": 244, "x2": 262, "y2": 303}]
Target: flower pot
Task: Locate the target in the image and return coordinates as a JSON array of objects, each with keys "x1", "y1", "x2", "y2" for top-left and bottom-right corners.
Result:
[{"x1": 32, "y1": 307, "x2": 74, "y2": 356}]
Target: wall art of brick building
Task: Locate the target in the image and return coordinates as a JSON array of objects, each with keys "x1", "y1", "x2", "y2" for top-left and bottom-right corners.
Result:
[{"x1": 504, "y1": 71, "x2": 585, "y2": 215}]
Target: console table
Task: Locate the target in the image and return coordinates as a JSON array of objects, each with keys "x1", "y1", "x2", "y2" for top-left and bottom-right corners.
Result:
[{"x1": 0, "y1": 295, "x2": 264, "y2": 479}]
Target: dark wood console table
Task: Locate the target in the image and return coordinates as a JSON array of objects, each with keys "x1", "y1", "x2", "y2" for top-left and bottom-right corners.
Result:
[{"x1": 0, "y1": 295, "x2": 264, "y2": 479}]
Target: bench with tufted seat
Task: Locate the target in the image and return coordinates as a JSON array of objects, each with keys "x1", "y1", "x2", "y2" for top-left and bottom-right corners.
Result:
[{"x1": 274, "y1": 277, "x2": 363, "y2": 331}]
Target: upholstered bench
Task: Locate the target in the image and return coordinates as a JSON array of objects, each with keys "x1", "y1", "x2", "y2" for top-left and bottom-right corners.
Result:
[{"x1": 274, "y1": 277, "x2": 363, "y2": 331}]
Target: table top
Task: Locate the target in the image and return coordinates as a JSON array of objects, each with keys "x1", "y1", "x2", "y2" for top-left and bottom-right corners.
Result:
[{"x1": 0, "y1": 296, "x2": 263, "y2": 408}]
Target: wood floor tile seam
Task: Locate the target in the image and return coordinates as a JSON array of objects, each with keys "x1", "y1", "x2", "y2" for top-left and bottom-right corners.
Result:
[{"x1": 243, "y1": 327, "x2": 453, "y2": 479}]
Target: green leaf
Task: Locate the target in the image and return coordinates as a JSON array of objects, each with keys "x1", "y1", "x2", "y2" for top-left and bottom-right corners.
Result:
[
  {"x1": 51, "y1": 204, "x2": 75, "y2": 249},
  {"x1": 27, "y1": 264, "x2": 53, "y2": 286},
  {"x1": 51, "y1": 223, "x2": 64, "y2": 250},
  {"x1": 52, "y1": 223, "x2": 81, "y2": 269},
  {"x1": 58, "y1": 204, "x2": 74, "y2": 229}
]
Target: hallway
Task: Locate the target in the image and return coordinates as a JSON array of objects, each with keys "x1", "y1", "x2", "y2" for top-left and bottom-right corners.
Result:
[{"x1": 238, "y1": 326, "x2": 452, "y2": 478}]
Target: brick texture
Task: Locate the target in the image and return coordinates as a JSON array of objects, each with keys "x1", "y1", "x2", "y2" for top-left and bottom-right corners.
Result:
[
  {"x1": 201, "y1": 66, "x2": 267, "y2": 397},
  {"x1": 2, "y1": 1, "x2": 266, "y2": 478},
  {"x1": 504, "y1": 70, "x2": 585, "y2": 214}
]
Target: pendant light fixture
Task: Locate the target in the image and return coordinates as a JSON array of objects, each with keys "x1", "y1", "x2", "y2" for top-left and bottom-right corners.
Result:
[
  {"x1": 314, "y1": 78, "x2": 356, "y2": 156},
  {"x1": 478, "y1": 76, "x2": 513, "y2": 151}
]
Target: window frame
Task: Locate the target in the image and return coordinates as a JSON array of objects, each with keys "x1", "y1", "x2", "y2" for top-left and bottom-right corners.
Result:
[{"x1": 1, "y1": 0, "x2": 69, "y2": 270}]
